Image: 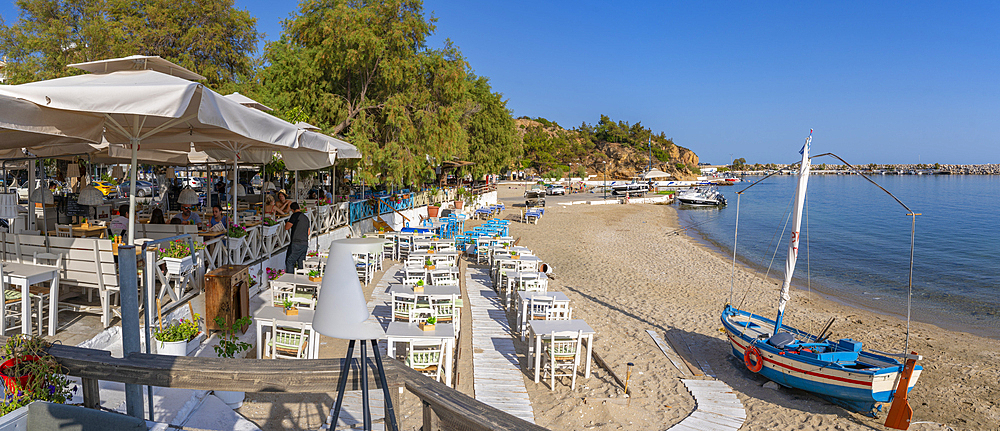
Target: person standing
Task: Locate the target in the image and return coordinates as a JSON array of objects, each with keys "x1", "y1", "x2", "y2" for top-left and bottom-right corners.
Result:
[{"x1": 284, "y1": 202, "x2": 310, "y2": 273}]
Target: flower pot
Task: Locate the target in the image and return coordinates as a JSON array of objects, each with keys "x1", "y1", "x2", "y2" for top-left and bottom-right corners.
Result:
[
  {"x1": 424, "y1": 265, "x2": 435, "y2": 270},
  {"x1": 187, "y1": 332, "x2": 206, "y2": 355},
  {"x1": 228, "y1": 236, "x2": 245, "y2": 249},
  {"x1": 214, "y1": 390, "x2": 245, "y2": 409},
  {"x1": 162, "y1": 256, "x2": 193, "y2": 274},
  {"x1": 263, "y1": 224, "x2": 280, "y2": 236},
  {"x1": 156, "y1": 339, "x2": 188, "y2": 356},
  {"x1": 308, "y1": 276, "x2": 322, "y2": 282},
  {"x1": 1, "y1": 355, "x2": 40, "y2": 394},
  {"x1": 426, "y1": 250, "x2": 434, "y2": 254},
  {"x1": 284, "y1": 307, "x2": 299, "y2": 316},
  {"x1": 427, "y1": 205, "x2": 440, "y2": 218},
  {"x1": 413, "y1": 286, "x2": 424, "y2": 293},
  {"x1": 419, "y1": 323, "x2": 435, "y2": 332},
  {"x1": 454, "y1": 200, "x2": 464, "y2": 209}
]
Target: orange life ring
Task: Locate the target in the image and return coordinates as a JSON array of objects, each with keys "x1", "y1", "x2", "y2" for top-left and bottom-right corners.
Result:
[{"x1": 744, "y1": 343, "x2": 764, "y2": 373}]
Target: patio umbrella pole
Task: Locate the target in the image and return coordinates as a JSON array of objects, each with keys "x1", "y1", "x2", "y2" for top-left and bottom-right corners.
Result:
[{"x1": 127, "y1": 138, "x2": 139, "y2": 244}]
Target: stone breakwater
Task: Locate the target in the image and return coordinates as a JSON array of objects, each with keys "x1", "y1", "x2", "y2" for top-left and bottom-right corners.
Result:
[{"x1": 934, "y1": 164, "x2": 1000, "y2": 174}]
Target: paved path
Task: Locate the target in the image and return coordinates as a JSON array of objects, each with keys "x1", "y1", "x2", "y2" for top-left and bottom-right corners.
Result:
[{"x1": 466, "y1": 266, "x2": 535, "y2": 423}]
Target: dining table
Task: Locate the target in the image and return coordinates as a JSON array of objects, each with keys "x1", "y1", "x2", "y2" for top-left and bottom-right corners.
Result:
[
  {"x1": 47, "y1": 223, "x2": 107, "y2": 238},
  {"x1": 527, "y1": 319, "x2": 596, "y2": 383},
  {"x1": 385, "y1": 321, "x2": 456, "y2": 386},
  {"x1": 0, "y1": 261, "x2": 61, "y2": 336},
  {"x1": 252, "y1": 295, "x2": 320, "y2": 359}
]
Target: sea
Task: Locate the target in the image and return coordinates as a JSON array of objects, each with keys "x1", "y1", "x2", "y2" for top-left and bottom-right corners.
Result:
[{"x1": 676, "y1": 174, "x2": 1000, "y2": 340}]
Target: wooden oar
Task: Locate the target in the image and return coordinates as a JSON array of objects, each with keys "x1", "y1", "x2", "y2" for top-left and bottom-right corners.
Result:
[{"x1": 884, "y1": 352, "x2": 921, "y2": 430}]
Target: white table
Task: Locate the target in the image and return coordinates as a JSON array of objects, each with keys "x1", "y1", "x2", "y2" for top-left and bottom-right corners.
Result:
[
  {"x1": 253, "y1": 302, "x2": 320, "y2": 359},
  {"x1": 386, "y1": 321, "x2": 456, "y2": 386},
  {"x1": 527, "y1": 319, "x2": 595, "y2": 383},
  {"x1": 516, "y1": 291, "x2": 570, "y2": 339},
  {"x1": 0, "y1": 262, "x2": 61, "y2": 336}
]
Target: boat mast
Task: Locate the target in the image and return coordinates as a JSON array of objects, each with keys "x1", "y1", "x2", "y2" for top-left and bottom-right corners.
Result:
[{"x1": 774, "y1": 130, "x2": 812, "y2": 336}]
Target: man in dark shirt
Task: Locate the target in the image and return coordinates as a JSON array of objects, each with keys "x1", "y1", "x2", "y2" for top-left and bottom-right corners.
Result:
[{"x1": 284, "y1": 202, "x2": 310, "y2": 273}]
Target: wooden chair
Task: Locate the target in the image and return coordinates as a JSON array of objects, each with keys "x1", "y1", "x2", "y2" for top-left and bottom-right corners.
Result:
[
  {"x1": 543, "y1": 330, "x2": 583, "y2": 390},
  {"x1": 430, "y1": 269, "x2": 457, "y2": 286},
  {"x1": 266, "y1": 319, "x2": 309, "y2": 359},
  {"x1": 28, "y1": 252, "x2": 63, "y2": 335},
  {"x1": 391, "y1": 292, "x2": 417, "y2": 322},
  {"x1": 405, "y1": 339, "x2": 446, "y2": 381},
  {"x1": 408, "y1": 307, "x2": 435, "y2": 324},
  {"x1": 55, "y1": 224, "x2": 74, "y2": 238}
]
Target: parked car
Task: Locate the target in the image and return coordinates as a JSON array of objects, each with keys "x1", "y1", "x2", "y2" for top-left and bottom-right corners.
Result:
[
  {"x1": 7, "y1": 179, "x2": 70, "y2": 201},
  {"x1": 92, "y1": 181, "x2": 119, "y2": 197},
  {"x1": 546, "y1": 185, "x2": 566, "y2": 196},
  {"x1": 118, "y1": 180, "x2": 156, "y2": 197}
]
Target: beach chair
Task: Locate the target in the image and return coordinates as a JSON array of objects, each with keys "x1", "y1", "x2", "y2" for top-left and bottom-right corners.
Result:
[{"x1": 542, "y1": 330, "x2": 584, "y2": 390}]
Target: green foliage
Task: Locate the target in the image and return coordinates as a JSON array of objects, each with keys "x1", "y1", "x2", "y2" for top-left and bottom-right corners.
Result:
[
  {"x1": 0, "y1": 0, "x2": 260, "y2": 87},
  {"x1": 542, "y1": 167, "x2": 564, "y2": 179},
  {"x1": 213, "y1": 316, "x2": 253, "y2": 359},
  {"x1": 732, "y1": 158, "x2": 746, "y2": 168},
  {"x1": 573, "y1": 164, "x2": 587, "y2": 178},
  {"x1": 1, "y1": 335, "x2": 74, "y2": 415},
  {"x1": 154, "y1": 314, "x2": 203, "y2": 342}
]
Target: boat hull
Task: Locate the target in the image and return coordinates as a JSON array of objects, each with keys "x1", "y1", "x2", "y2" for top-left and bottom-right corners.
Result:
[{"x1": 721, "y1": 305, "x2": 921, "y2": 414}]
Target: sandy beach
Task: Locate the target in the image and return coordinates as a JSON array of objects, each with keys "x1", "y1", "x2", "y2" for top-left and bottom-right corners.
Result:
[{"x1": 496, "y1": 186, "x2": 1000, "y2": 431}]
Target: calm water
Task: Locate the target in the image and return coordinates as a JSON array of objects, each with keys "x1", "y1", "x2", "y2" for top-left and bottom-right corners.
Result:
[{"x1": 677, "y1": 174, "x2": 1000, "y2": 339}]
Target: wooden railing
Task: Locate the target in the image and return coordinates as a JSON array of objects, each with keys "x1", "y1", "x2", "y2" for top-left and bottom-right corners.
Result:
[{"x1": 1, "y1": 336, "x2": 547, "y2": 431}]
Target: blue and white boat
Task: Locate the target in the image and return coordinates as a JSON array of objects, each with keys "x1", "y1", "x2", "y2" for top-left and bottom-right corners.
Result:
[{"x1": 721, "y1": 131, "x2": 923, "y2": 419}]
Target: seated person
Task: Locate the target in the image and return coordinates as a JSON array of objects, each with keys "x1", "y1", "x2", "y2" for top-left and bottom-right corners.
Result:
[
  {"x1": 307, "y1": 190, "x2": 317, "y2": 200},
  {"x1": 207, "y1": 204, "x2": 229, "y2": 229},
  {"x1": 109, "y1": 204, "x2": 129, "y2": 239},
  {"x1": 171, "y1": 205, "x2": 201, "y2": 225},
  {"x1": 274, "y1": 190, "x2": 292, "y2": 216},
  {"x1": 263, "y1": 194, "x2": 276, "y2": 216},
  {"x1": 150, "y1": 208, "x2": 166, "y2": 224}
]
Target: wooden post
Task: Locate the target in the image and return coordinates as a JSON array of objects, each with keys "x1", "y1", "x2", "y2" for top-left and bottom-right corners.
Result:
[
  {"x1": 422, "y1": 400, "x2": 439, "y2": 431},
  {"x1": 81, "y1": 377, "x2": 101, "y2": 409}
]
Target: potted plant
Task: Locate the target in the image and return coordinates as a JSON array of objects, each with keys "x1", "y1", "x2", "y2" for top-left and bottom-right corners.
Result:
[
  {"x1": 1, "y1": 335, "x2": 75, "y2": 416},
  {"x1": 159, "y1": 240, "x2": 200, "y2": 274},
  {"x1": 153, "y1": 313, "x2": 204, "y2": 356},
  {"x1": 281, "y1": 297, "x2": 298, "y2": 316},
  {"x1": 424, "y1": 257, "x2": 435, "y2": 270},
  {"x1": 262, "y1": 216, "x2": 281, "y2": 236},
  {"x1": 427, "y1": 245, "x2": 435, "y2": 254},
  {"x1": 227, "y1": 224, "x2": 248, "y2": 248},
  {"x1": 266, "y1": 268, "x2": 285, "y2": 281},
  {"x1": 414, "y1": 278, "x2": 425, "y2": 292},
  {"x1": 307, "y1": 269, "x2": 322, "y2": 283},
  {"x1": 212, "y1": 316, "x2": 253, "y2": 409},
  {"x1": 454, "y1": 186, "x2": 468, "y2": 209},
  {"x1": 420, "y1": 316, "x2": 437, "y2": 331}
]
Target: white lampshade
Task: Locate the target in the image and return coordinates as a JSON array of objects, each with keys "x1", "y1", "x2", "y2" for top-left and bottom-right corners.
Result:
[
  {"x1": 235, "y1": 184, "x2": 246, "y2": 197},
  {"x1": 30, "y1": 186, "x2": 54, "y2": 204},
  {"x1": 112, "y1": 165, "x2": 124, "y2": 178},
  {"x1": 77, "y1": 185, "x2": 105, "y2": 206},
  {"x1": 67, "y1": 163, "x2": 80, "y2": 178},
  {"x1": 264, "y1": 182, "x2": 276, "y2": 191},
  {"x1": 312, "y1": 238, "x2": 390, "y2": 340},
  {"x1": 177, "y1": 187, "x2": 200, "y2": 205},
  {"x1": 0, "y1": 193, "x2": 20, "y2": 219}
]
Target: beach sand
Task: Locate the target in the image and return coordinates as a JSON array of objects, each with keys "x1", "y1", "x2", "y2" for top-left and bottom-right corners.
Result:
[{"x1": 497, "y1": 187, "x2": 1000, "y2": 431}]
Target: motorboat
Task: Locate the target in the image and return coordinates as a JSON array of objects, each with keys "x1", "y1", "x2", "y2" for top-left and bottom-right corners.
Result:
[{"x1": 676, "y1": 186, "x2": 726, "y2": 206}]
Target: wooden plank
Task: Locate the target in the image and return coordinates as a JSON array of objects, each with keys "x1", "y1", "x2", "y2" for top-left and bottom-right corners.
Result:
[
  {"x1": 663, "y1": 331, "x2": 705, "y2": 377},
  {"x1": 588, "y1": 339, "x2": 630, "y2": 394},
  {"x1": 646, "y1": 329, "x2": 693, "y2": 376}
]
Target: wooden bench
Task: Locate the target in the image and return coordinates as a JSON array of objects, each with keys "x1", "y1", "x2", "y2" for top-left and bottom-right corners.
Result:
[{"x1": 2, "y1": 234, "x2": 120, "y2": 328}]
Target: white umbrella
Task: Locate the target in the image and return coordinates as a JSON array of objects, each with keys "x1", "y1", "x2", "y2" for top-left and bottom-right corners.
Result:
[
  {"x1": 0, "y1": 63, "x2": 303, "y2": 243},
  {"x1": 640, "y1": 169, "x2": 671, "y2": 179}
]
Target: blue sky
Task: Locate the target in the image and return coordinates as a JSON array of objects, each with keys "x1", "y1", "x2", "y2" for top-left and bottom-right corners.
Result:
[{"x1": 3, "y1": 1, "x2": 998, "y2": 164}]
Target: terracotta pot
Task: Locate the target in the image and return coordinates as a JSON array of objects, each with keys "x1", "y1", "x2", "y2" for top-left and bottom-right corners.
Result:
[
  {"x1": 454, "y1": 200, "x2": 464, "y2": 209},
  {"x1": 427, "y1": 205, "x2": 440, "y2": 218}
]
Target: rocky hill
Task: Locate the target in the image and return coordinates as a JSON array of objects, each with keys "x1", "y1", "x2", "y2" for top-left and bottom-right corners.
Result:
[{"x1": 515, "y1": 118, "x2": 701, "y2": 180}]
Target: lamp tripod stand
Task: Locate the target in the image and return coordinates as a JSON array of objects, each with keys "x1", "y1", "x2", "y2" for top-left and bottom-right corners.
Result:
[{"x1": 330, "y1": 339, "x2": 398, "y2": 431}]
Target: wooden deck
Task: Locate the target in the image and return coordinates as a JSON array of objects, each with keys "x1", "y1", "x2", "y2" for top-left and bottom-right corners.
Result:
[
  {"x1": 667, "y1": 379, "x2": 746, "y2": 431},
  {"x1": 466, "y1": 266, "x2": 535, "y2": 423}
]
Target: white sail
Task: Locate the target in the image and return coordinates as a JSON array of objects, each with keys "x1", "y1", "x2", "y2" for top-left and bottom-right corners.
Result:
[{"x1": 776, "y1": 132, "x2": 812, "y2": 326}]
